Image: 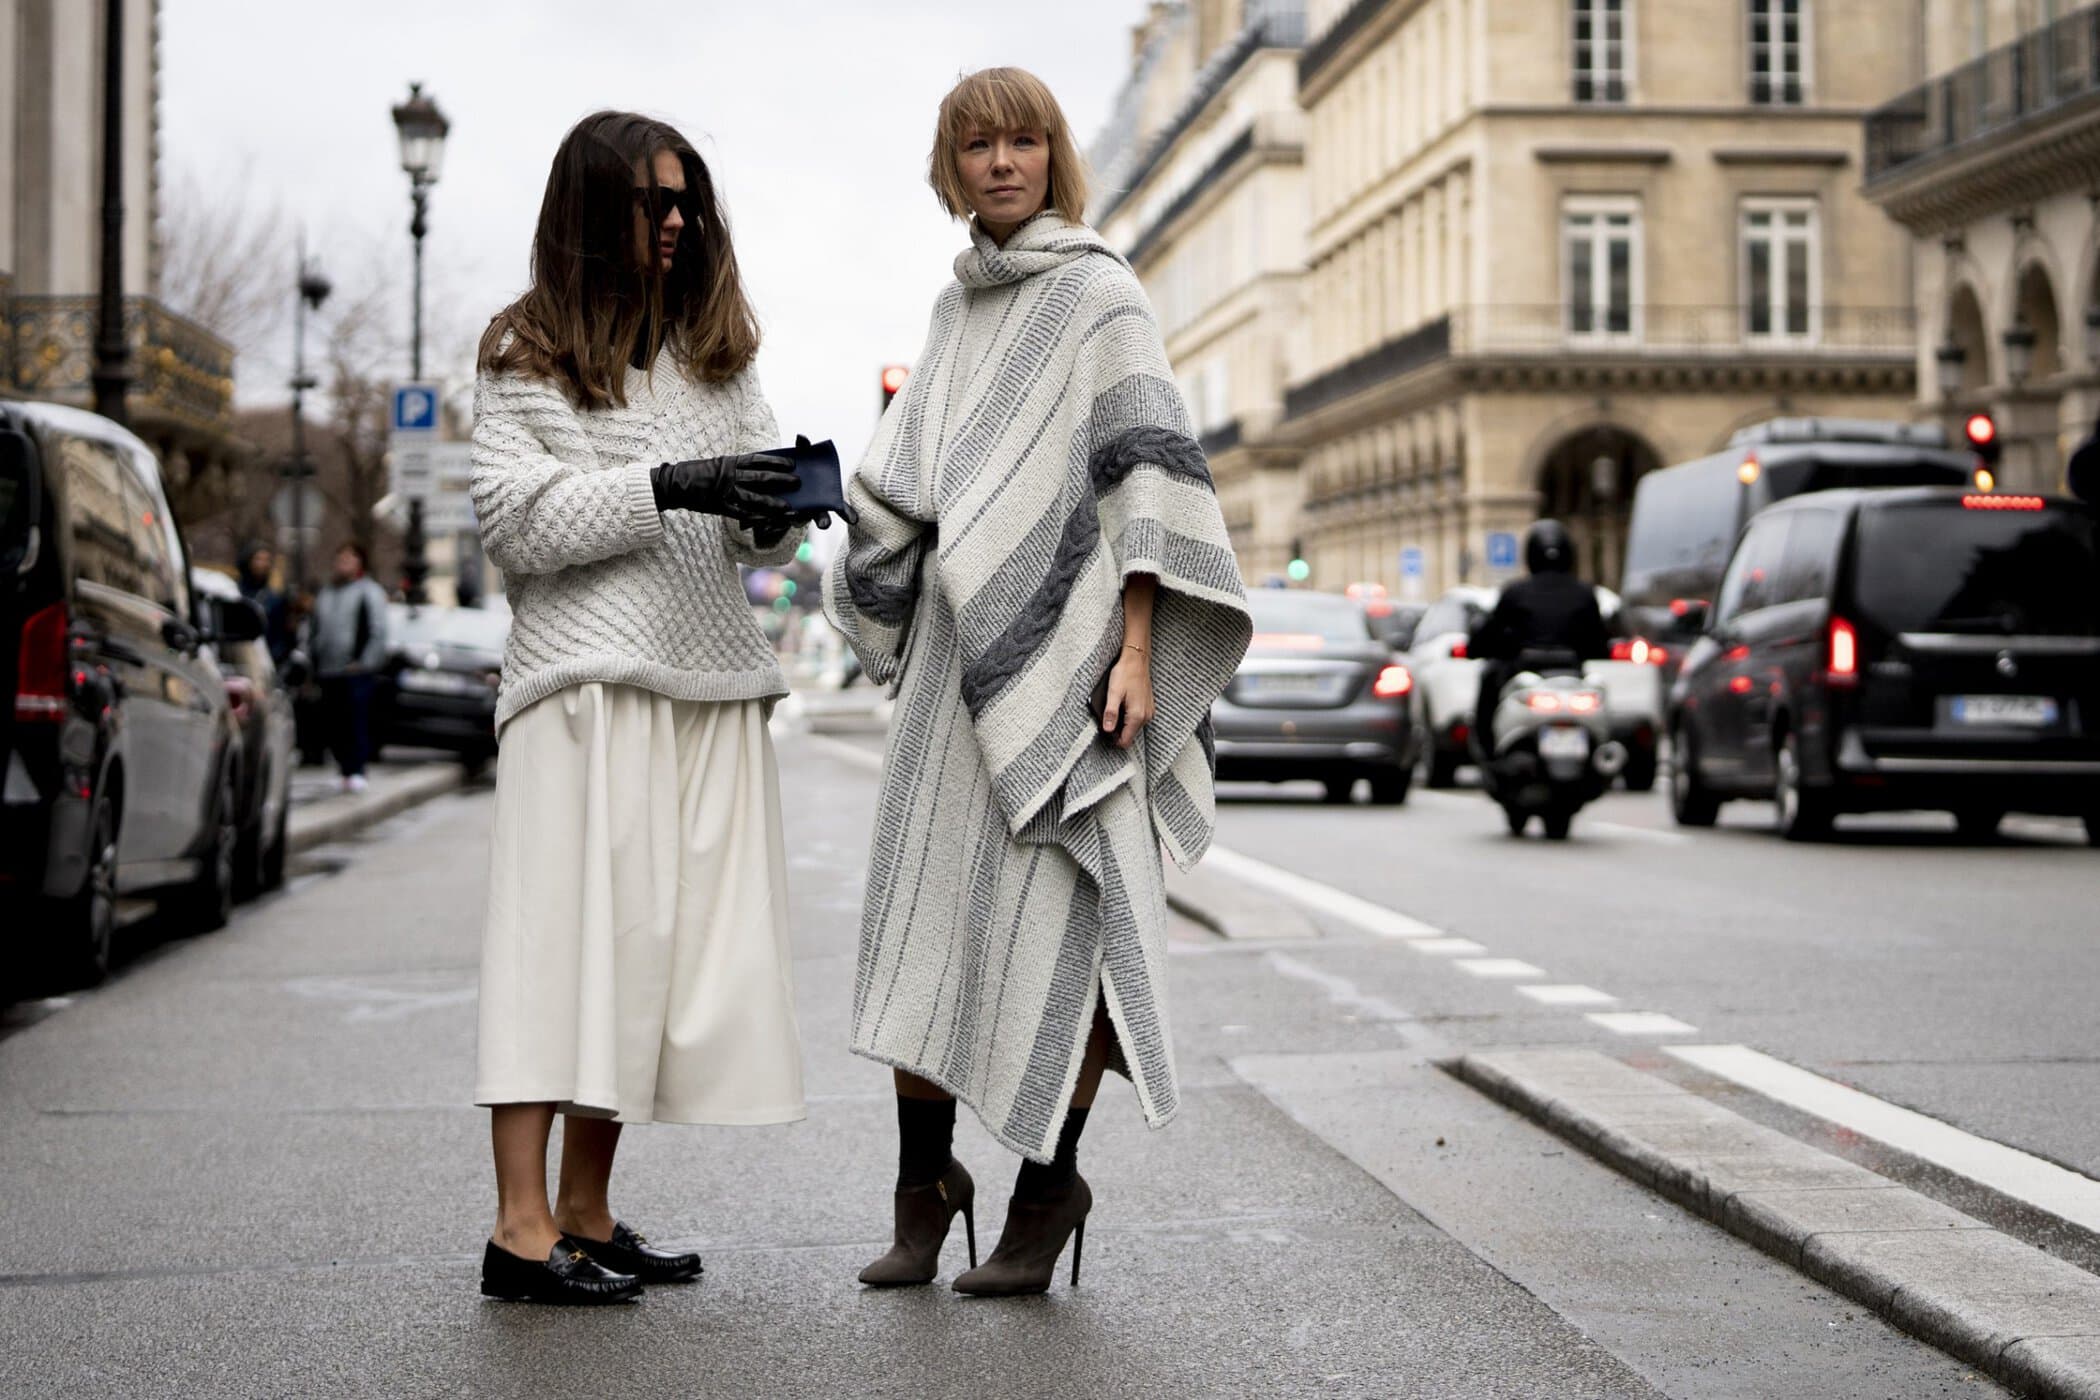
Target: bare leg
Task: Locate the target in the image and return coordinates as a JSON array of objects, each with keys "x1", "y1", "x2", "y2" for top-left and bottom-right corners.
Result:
[
  {"x1": 1070, "y1": 1000, "x2": 1113, "y2": 1109},
  {"x1": 553, "y1": 1115, "x2": 623, "y2": 1243},
  {"x1": 490, "y1": 1103, "x2": 562, "y2": 1258},
  {"x1": 894, "y1": 1068, "x2": 953, "y2": 1101}
]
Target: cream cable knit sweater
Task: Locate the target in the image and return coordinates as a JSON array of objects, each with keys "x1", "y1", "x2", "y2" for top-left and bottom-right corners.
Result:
[{"x1": 470, "y1": 352, "x2": 804, "y2": 730}]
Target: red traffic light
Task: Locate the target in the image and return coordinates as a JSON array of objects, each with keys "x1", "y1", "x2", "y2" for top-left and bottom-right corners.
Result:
[
  {"x1": 880, "y1": 365, "x2": 910, "y2": 395},
  {"x1": 1964, "y1": 413, "x2": 1997, "y2": 447}
]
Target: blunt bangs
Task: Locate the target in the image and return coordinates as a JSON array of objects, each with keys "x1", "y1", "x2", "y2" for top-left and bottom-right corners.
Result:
[{"x1": 930, "y1": 68, "x2": 1092, "y2": 224}]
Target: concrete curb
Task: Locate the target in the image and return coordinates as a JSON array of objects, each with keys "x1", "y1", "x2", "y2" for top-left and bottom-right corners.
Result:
[
  {"x1": 286, "y1": 765, "x2": 466, "y2": 856},
  {"x1": 1448, "y1": 1047, "x2": 2100, "y2": 1399},
  {"x1": 1164, "y1": 860, "x2": 1319, "y2": 941}
]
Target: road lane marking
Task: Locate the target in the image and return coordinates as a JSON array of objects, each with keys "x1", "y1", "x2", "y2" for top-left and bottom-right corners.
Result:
[
  {"x1": 1410, "y1": 938, "x2": 1489, "y2": 956},
  {"x1": 1263, "y1": 952, "x2": 1438, "y2": 1049},
  {"x1": 1455, "y1": 958, "x2": 1548, "y2": 979},
  {"x1": 1587, "y1": 1012, "x2": 1698, "y2": 1035},
  {"x1": 1205, "y1": 846, "x2": 1444, "y2": 940},
  {"x1": 1517, "y1": 984, "x2": 1618, "y2": 1006},
  {"x1": 1668, "y1": 1044, "x2": 2100, "y2": 1234},
  {"x1": 1587, "y1": 821, "x2": 1693, "y2": 846}
]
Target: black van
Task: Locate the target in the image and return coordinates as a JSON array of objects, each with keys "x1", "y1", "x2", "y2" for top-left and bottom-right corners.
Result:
[
  {"x1": 1, "y1": 401, "x2": 253, "y2": 988},
  {"x1": 1621, "y1": 419, "x2": 1976, "y2": 669},
  {"x1": 1668, "y1": 487, "x2": 2100, "y2": 843}
]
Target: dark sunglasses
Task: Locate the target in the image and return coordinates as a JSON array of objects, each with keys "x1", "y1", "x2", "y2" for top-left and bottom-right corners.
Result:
[{"x1": 633, "y1": 185, "x2": 705, "y2": 227}]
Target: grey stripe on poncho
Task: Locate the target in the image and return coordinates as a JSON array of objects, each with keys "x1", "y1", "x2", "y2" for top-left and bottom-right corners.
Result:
[{"x1": 822, "y1": 214, "x2": 1251, "y2": 1161}]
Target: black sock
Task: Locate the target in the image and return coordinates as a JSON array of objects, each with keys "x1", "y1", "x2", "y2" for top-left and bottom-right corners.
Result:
[
  {"x1": 895, "y1": 1095, "x2": 955, "y2": 1189},
  {"x1": 1015, "y1": 1104, "x2": 1089, "y2": 1201}
]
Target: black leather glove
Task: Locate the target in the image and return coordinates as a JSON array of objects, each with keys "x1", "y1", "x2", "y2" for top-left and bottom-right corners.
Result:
[{"x1": 650, "y1": 452, "x2": 799, "y2": 525}]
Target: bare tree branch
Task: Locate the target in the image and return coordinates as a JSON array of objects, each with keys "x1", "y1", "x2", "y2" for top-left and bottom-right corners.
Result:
[{"x1": 158, "y1": 163, "x2": 293, "y2": 357}]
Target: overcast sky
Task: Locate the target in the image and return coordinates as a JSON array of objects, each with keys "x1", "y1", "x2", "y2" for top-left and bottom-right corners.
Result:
[{"x1": 161, "y1": 0, "x2": 1146, "y2": 480}]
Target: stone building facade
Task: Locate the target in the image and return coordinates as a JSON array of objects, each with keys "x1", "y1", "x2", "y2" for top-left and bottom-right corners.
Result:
[
  {"x1": 1867, "y1": 0, "x2": 2100, "y2": 495},
  {"x1": 1, "y1": 0, "x2": 237, "y2": 495},
  {"x1": 1095, "y1": 0, "x2": 1962, "y2": 596}
]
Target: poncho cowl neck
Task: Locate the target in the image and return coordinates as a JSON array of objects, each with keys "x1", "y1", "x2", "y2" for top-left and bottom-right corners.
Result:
[{"x1": 954, "y1": 211, "x2": 1116, "y2": 290}]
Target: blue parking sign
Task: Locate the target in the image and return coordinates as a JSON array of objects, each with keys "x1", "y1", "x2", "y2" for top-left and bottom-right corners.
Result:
[
  {"x1": 1400, "y1": 546, "x2": 1424, "y2": 579},
  {"x1": 392, "y1": 383, "x2": 439, "y2": 434},
  {"x1": 1486, "y1": 531, "x2": 1519, "y2": 571}
]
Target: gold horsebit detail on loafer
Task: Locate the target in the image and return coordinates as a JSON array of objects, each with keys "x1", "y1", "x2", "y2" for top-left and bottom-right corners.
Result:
[{"x1": 936, "y1": 1181, "x2": 949, "y2": 1202}]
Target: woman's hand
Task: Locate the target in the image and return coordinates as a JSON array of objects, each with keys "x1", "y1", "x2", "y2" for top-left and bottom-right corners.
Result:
[
  {"x1": 651, "y1": 453, "x2": 799, "y2": 526},
  {"x1": 1102, "y1": 644, "x2": 1155, "y2": 749}
]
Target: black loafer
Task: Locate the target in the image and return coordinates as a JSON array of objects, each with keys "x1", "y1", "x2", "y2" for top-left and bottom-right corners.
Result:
[
  {"x1": 480, "y1": 1239, "x2": 643, "y2": 1304},
  {"x1": 561, "y1": 1222, "x2": 703, "y2": 1284}
]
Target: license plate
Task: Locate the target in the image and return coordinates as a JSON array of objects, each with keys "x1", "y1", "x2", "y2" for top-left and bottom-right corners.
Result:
[
  {"x1": 1539, "y1": 726, "x2": 1590, "y2": 760},
  {"x1": 1241, "y1": 674, "x2": 1329, "y2": 699},
  {"x1": 1949, "y1": 695, "x2": 2059, "y2": 728}
]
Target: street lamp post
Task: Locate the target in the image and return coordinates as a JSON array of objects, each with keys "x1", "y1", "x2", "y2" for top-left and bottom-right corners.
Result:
[
  {"x1": 390, "y1": 82, "x2": 449, "y2": 605},
  {"x1": 91, "y1": 0, "x2": 131, "y2": 425},
  {"x1": 287, "y1": 242, "x2": 332, "y2": 594}
]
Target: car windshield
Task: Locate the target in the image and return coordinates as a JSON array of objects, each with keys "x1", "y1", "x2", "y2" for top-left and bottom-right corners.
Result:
[
  {"x1": 1247, "y1": 591, "x2": 1374, "y2": 646},
  {"x1": 1853, "y1": 501, "x2": 2100, "y2": 637},
  {"x1": 390, "y1": 605, "x2": 510, "y2": 655}
]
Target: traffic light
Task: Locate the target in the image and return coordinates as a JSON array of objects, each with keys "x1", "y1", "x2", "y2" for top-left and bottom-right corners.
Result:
[
  {"x1": 1964, "y1": 413, "x2": 2001, "y2": 490},
  {"x1": 1286, "y1": 536, "x2": 1310, "y2": 583},
  {"x1": 880, "y1": 364, "x2": 910, "y2": 411},
  {"x1": 794, "y1": 540, "x2": 815, "y2": 563}
]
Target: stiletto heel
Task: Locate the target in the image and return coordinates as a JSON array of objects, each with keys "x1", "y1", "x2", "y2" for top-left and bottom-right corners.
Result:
[
  {"x1": 1070, "y1": 1219, "x2": 1084, "y2": 1286},
  {"x1": 964, "y1": 1201, "x2": 979, "y2": 1268}
]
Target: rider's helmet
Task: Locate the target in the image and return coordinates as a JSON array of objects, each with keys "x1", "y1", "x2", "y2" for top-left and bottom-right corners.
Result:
[{"x1": 1525, "y1": 519, "x2": 1576, "y2": 574}]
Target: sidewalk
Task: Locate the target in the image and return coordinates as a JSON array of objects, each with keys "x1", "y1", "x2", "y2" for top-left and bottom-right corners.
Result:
[{"x1": 286, "y1": 756, "x2": 469, "y2": 854}]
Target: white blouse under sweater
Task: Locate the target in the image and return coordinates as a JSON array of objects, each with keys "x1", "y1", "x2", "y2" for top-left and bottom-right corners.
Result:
[{"x1": 470, "y1": 353, "x2": 804, "y2": 730}]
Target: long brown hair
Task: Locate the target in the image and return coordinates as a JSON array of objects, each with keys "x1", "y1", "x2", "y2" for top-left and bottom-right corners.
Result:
[{"x1": 479, "y1": 111, "x2": 760, "y2": 409}]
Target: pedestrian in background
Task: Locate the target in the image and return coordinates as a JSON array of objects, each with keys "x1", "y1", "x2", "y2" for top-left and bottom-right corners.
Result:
[
  {"x1": 823, "y1": 68, "x2": 1251, "y2": 1296},
  {"x1": 309, "y1": 541, "x2": 389, "y2": 794},
  {"x1": 236, "y1": 541, "x2": 293, "y2": 667},
  {"x1": 468, "y1": 110, "x2": 814, "y2": 1306}
]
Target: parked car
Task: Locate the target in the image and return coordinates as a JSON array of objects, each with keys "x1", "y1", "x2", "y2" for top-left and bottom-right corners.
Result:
[
  {"x1": 1, "y1": 401, "x2": 243, "y2": 989},
  {"x1": 1668, "y1": 486, "x2": 2100, "y2": 843},
  {"x1": 1404, "y1": 586, "x2": 1498, "y2": 787},
  {"x1": 1368, "y1": 600, "x2": 1429, "y2": 653},
  {"x1": 1211, "y1": 588, "x2": 1418, "y2": 804},
  {"x1": 1621, "y1": 417, "x2": 1975, "y2": 680},
  {"x1": 191, "y1": 568, "x2": 296, "y2": 896},
  {"x1": 375, "y1": 601, "x2": 508, "y2": 773}
]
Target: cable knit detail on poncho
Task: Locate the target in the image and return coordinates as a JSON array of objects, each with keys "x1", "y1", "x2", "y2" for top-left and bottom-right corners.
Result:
[{"x1": 470, "y1": 351, "x2": 803, "y2": 730}]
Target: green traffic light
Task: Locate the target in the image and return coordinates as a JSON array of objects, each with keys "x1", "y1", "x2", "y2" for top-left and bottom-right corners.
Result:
[
  {"x1": 780, "y1": 578, "x2": 798, "y2": 597},
  {"x1": 1287, "y1": 558, "x2": 1311, "y2": 582},
  {"x1": 794, "y1": 541, "x2": 815, "y2": 563},
  {"x1": 772, "y1": 596, "x2": 792, "y2": 613}
]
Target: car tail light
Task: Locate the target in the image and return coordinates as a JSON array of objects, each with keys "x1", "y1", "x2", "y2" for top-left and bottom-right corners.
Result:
[
  {"x1": 223, "y1": 674, "x2": 255, "y2": 723},
  {"x1": 1610, "y1": 638, "x2": 1669, "y2": 666},
  {"x1": 1525, "y1": 692, "x2": 1563, "y2": 712},
  {"x1": 1372, "y1": 664, "x2": 1413, "y2": 698},
  {"x1": 1826, "y1": 616, "x2": 1860, "y2": 687},
  {"x1": 1961, "y1": 494, "x2": 2044, "y2": 511},
  {"x1": 14, "y1": 602, "x2": 69, "y2": 722},
  {"x1": 1450, "y1": 640, "x2": 1468, "y2": 659},
  {"x1": 1567, "y1": 691, "x2": 1602, "y2": 714}
]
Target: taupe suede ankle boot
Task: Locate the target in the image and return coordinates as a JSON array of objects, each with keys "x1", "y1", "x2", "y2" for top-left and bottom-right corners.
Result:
[{"x1": 858, "y1": 1158, "x2": 977, "y2": 1287}]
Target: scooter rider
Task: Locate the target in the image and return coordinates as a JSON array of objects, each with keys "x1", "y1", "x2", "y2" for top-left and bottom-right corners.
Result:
[{"x1": 1469, "y1": 520, "x2": 1611, "y2": 757}]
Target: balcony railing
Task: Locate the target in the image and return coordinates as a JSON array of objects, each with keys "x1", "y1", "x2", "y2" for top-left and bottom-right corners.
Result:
[
  {"x1": 1867, "y1": 4, "x2": 2100, "y2": 182},
  {"x1": 1283, "y1": 305, "x2": 1918, "y2": 420},
  {"x1": 6, "y1": 294, "x2": 235, "y2": 433}
]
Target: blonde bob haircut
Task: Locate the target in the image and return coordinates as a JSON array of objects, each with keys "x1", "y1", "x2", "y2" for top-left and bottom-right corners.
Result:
[{"x1": 929, "y1": 67, "x2": 1092, "y2": 224}]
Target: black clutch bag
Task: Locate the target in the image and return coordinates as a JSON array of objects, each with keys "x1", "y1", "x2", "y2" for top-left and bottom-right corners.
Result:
[{"x1": 763, "y1": 437, "x2": 848, "y2": 518}]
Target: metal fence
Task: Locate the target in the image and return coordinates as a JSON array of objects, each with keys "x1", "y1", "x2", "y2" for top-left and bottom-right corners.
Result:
[{"x1": 1867, "y1": 4, "x2": 2100, "y2": 181}]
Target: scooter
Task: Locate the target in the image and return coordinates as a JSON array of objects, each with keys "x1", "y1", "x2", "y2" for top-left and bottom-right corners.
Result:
[{"x1": 1477, "y1": 658, "x2": 1627, "y2": 840}]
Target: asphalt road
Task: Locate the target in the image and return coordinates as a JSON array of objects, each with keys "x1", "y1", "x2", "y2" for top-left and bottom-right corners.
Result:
[
  {"x1": 0, "y1": 728, "x2": 2013, "y2": 1398},
  {"x1": 1204, "y1": 774, "x2": 2099, "y2": 1183}
]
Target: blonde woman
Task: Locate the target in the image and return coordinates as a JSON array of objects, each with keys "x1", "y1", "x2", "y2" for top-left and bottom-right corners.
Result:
[
  {"x1": 469, "y1": 111, "x2": 813, "y2": 1305},
  {"x1": 824, "y1": 69, "x2": 1250, "y2": 1296}
]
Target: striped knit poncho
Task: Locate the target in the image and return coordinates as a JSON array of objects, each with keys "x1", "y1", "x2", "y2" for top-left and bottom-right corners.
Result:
[{"x1": 823, "y1": 214, "x2": 1251, "y2": 1160}]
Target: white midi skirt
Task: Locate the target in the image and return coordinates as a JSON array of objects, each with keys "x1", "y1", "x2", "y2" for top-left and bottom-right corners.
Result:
[{"x1": 474, "y1": 682, "x2": 805, "y2": 1125}]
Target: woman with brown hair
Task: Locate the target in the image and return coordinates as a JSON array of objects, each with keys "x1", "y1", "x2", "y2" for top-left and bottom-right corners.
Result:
[
  {"x1": 824, "y1": 69, "x2": 1250, "y2": 1296},
  {"x1": 469, "y1": 110, "x2": 820, "y2": 1305}
]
